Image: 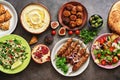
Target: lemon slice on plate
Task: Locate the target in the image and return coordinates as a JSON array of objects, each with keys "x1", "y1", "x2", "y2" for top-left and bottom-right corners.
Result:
[{"x1": 11, "y1": 60, "x2": 22, "y2": 69}]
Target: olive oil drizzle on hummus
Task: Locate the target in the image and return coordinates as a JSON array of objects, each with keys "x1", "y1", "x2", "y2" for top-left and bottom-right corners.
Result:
[{"x1": 25, "y1": 9, "x2": 45, "y2": 29}]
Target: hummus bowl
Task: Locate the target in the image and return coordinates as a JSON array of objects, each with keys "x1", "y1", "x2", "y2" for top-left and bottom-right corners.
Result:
[{"x1": 20, "y1": 3, "x2": 50, "y2": 34}]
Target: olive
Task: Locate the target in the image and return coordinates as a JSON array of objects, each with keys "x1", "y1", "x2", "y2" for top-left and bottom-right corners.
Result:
[
  {"x1": 89, "y1": 14, "x2": 103, "y2": 29},
  {"x1": 91, "y1": 20, "x2": 96, "y2": 24}
]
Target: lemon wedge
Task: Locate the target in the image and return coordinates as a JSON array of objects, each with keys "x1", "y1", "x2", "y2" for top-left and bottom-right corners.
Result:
[{"x1": 11, "y1": 60, "x2": 22, "y2": 69}]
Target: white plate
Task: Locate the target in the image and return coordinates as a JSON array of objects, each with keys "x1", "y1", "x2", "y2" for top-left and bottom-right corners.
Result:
[
  {"x1": 0, "y1": 0, "x2": 18, "y2": 36},
  {"x1": 51, "y1": 38, "x2": 90, "y2": 77}
]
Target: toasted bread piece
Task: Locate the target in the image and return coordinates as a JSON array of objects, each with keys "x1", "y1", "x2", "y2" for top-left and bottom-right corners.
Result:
[
  {"x1": 0, "y1": 4, "x2": 6, "y2": 15},
  {"x1": 0, "y1": 13, "x2": 5, "y2": 23},
  {"x1": 29, "y1": 36, "x2": 38, "y2": 45},
  {"x1": 108, "y1": 1, "x2": 120, "y2": 35},
  {"x1": 111, "y1": 33, "x2": 119, "y2": 41},
  {"x1": 0, "y1": 21, "x2": 10, "y2": 30},
  {"x1": 4, "y1": 10, "x2": 12, "y2": 21},
  {"x1": 0, "y1": 10, "x2": 12, "y2": 23}
]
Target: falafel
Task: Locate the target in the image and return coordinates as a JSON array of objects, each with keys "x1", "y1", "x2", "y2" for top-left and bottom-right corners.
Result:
[
  {"x1": 62, "y1": 17, "x2": 70, "y2": 25},
  {"x1": 71, "y1": 6, "x2": 77, "y2": 15},
  {"x1": 66, "y1": 4, "x2": 74, "y2": 11},
  {"x1": 76, "y1": 18, "x2": 82, "y2": 26},
  {"x1": 76, "y1": 5, "x2": 83, "y2": 12},
  {"x1": 69, "y1": 21, "x2": 77, "y2": 28},
  {"x1": 63, "y1": 10, "x2": 71, "y2": 17},
  {"x1": 70, "y1": 15, "x2": 77, "y2": 21},
  {"x1": 76, "y1": 12, "x2": 83, "y2": 18}
]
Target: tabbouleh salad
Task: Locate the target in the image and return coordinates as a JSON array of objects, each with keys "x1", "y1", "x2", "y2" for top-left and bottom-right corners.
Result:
[{"x1": 0, "y1": 39, "x2": 28, "y2": 69}]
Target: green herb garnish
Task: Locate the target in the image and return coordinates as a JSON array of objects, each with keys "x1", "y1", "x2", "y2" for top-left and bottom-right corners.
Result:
[
  {"x1": 79, "y1": 29, "x2": 98, "y2": 44},
  {"x1": 55, "y1": 56, "x2": 68, "y2": 74}
]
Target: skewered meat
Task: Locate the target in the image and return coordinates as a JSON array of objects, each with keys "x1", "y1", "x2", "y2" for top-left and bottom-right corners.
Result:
[
  {"x1": 70, "y1": 40, "x2": 79, "y2": 51},
  {"x1": 68, "y1": 47, "x2": 86, "y2": 65},
  {"x1": 67, "y1": 45, "x2": 80, "y2": 64},
  {"x1": 57, "y1": 38, "x2": 72, "y2": 56},
  {"x1": 62, "y1": 40, "x2": 79, "y2": 57},
  {"x1": 77, "y1": 48, "x2": 86, "y2": 57},
  {"x1": 72, "y1": 53, "x2": 89, "y2": 71},
  {"x1": 62, "y1": 42, "x2": 73, "y2": 57},
  {"x1": 56, "y1": 38, "x2": 89, "y2": 73}
]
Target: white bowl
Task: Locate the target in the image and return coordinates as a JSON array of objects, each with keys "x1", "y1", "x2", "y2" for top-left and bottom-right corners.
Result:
[{"x1": 0, "y1": 0, "x2": 18, "y2": 37}]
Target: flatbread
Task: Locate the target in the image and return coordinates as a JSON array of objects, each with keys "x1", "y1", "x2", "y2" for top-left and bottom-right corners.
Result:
[{"x1": 108, "y1": 1, "x2": 120, "y2": 35}]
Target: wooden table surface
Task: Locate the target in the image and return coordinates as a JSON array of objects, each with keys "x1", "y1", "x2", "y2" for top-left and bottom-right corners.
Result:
[{"x1": 0, "y1": 0, "x2": 120, "y2": 80}]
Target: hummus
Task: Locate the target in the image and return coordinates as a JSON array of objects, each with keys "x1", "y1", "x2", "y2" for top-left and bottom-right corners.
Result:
[{"x1": 21, "y1": 3, "x2": 50, "y2": 34}]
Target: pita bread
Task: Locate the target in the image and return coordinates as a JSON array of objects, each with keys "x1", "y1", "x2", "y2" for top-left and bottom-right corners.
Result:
[{"x1": 108, "y1": 1, "x2": 120, "y2": 35}]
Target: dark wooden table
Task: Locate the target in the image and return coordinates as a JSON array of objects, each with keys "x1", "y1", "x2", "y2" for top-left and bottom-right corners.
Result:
[{"x1": 0, "y1": 0, "x2": 120, "y2": 80}]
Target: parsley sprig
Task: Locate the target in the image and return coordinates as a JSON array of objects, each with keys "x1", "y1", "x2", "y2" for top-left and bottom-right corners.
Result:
[{"x1": 79, "y1": 29, "x2": 98, "y2": 44}]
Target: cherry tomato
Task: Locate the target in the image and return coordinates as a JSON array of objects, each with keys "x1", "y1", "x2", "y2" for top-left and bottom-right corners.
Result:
[
  {"x1": 109, "y1": 47, "x2": 114, "y2": 52},
  {"x1": 101, "y1": 60, "x2": 106, "y2": 66},
  {"x1": 114, "y1": 39, "x2": 118, "y2": 43},
  {"x1": 51, "y1": 30, "x2": 56, "y2": 35},
  {"x1": 103, "y1": 37, "x2": 107, "y2": 42},
  {"x1": 97, "y1": 53, "x2": 101, "y2": 58},
  {"x1": 68, "y1": 31, "x2": 73, "y2": 35},
  {"x1": 99, "y1": 38, "x2": 104, "y2": 44},
  {"x1": 108, "y1": 61, "x2": 112, "y2": 65},
  {"x1": 75, "y1": 30, "x2": 80, "y2": 35},
  {"x1": 112, "y1": 56, "x2": 118, "y2": 64}
]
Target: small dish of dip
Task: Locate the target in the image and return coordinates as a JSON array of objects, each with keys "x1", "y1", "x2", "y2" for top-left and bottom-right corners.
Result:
[{"x1": 20, "y1": 3, "x2": 51, "y2": 34}]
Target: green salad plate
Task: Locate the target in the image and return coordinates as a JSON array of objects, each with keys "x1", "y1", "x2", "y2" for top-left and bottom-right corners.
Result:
[{"x1": 0, "y1": 34, "x2": 31, "y2": 74}]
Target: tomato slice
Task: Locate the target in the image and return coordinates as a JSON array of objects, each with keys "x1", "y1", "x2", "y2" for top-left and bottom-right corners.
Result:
[
  {"x1": 112, "y1": 56, "x2": 119, "y2": 64},
  {"x1": 99, "y1": 38, "x2": 104, "y2": 44},
  {"x1": 101, "y1": 60, "x2": 106, "y2": 66},
  {"x1": 103, "y1": 37, "x2": 107, "y2": 42},
  {"x1": 109, "y1": 47, "x2": 114, "y2": 52},
  {"x1": 97, "y1": 53, "x2": 101, "y2": 58}
]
